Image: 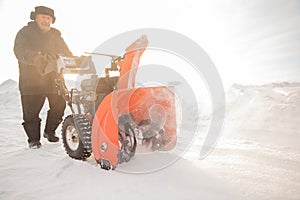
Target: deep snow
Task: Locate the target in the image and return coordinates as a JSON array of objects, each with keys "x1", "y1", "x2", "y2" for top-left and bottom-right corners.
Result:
[{"x1": 0, "y1": 79, "x2": 299, "y2": 200}]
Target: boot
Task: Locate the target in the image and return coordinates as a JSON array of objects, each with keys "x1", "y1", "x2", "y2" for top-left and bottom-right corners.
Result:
[
  {"x1": 22, "y1": 119, "x2": 41, "y2": 144},
  {"x1": 29, "y1": 141, "x2": 42, "y2": 149},
  {"x1": 43, "y1": 131, "x2": 59, "y2": 142},
  {"x1": 44, "y1": 117, "x2": 62, "y2": 143}
]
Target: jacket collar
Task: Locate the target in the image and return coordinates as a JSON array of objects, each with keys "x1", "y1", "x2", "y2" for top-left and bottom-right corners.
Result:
[{"x1": 27, "y1": 21, "x2": 52, "y2": 34}]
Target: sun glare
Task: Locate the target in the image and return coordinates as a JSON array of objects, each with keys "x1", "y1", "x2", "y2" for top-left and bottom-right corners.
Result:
[{"x1": 63, "y1": 74, "x2": 79, "y2": 81}]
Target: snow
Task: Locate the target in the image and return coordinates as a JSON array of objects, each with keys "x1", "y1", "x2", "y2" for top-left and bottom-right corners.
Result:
[{"x1": 0, "y1": 79, "x2": 300, "y2": 200}]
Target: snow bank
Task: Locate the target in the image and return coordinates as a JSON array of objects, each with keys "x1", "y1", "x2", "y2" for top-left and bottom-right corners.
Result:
[
  {"x1": 224, "y1": 82, "x2": 300, "y2": 149},
  {"x1": 185, "y1": 82, "x2": 300, "y2": 200},
  {"x1": 0, "y1": 79, "x2": 20, "y2": 111}
]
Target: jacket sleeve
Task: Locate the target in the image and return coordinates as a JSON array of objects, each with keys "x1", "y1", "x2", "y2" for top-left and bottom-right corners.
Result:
[
  {"x1": 13, "y1": 29, "x2": 39, "y2": 65},
  {"x1": 59, "y1": 36, "x2": 73, "y2": 57},
  {"x1": 55, "y1": 29, "x2": 73, "y2": 57}
]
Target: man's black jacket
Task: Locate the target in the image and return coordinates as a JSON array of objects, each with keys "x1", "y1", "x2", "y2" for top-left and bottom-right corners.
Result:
[{"x1": 14, "y1": 22, "x2": 72, "y2": 95}]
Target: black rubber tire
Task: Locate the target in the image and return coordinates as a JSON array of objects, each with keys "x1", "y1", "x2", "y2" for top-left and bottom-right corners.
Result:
[{"x1": 61, "y1": 115, "x2": 92, "y2": 160}]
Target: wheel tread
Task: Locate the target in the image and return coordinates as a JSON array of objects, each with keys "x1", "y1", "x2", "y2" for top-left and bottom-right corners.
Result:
[{"x1": 62, "y1": 114, "x2": 92, "y2": 160}]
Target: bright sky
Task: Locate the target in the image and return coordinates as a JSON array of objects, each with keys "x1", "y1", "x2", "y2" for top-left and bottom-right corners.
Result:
[{"x1": 1, "y1": 0, "x2": 300, "y2": 88}]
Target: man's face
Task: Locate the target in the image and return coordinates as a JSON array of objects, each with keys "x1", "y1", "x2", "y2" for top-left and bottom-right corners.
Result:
[{"x1": 35, "y1": 14, "x2": 53, "y2": 33}]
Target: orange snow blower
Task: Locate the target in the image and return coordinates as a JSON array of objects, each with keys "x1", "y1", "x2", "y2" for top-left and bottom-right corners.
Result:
[{"x1": 55, "y1": 35, "x2": 176, "y2": 170}]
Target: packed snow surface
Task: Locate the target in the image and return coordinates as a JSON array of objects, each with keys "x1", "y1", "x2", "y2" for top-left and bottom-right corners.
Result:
[{"x1": 0, "y1": 79, "x2": 299, "y2": 200}]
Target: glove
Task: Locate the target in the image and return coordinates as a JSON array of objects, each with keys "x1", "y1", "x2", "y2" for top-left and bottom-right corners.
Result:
[
  {"x1": 33, "y1": 54, "x2": 47, "y2": 74},
  {"x1": 33, "y1": 53, "x2": 58, "y2": 75},
  {"x1": 43, "y1": 53, "x2": 58, "y2": 75}
]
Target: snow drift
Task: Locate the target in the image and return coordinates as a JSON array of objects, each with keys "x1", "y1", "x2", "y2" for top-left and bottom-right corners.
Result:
[{"x1": 225, "y1": 82, "x2": 300, "y2": 149}]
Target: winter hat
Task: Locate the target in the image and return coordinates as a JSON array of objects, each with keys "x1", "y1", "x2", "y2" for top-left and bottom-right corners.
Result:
[{"x1": 30, "y1": 6, "x2": 56, "y2": 23}]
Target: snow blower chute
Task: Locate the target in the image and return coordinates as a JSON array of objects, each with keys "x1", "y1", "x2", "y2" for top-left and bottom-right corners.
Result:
[{"x1": 52, "y1": 35, "x2": 177, "y2": 170}]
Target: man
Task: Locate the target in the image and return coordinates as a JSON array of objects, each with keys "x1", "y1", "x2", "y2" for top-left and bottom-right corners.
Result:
[{"x1": 14, "y1": 6, "x2": 73, "y2": 149}]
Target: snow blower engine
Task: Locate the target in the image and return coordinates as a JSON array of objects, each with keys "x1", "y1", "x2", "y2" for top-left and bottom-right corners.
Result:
[{"x1": 53, "y1": 35, "x2": 177, "y2": 170}]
